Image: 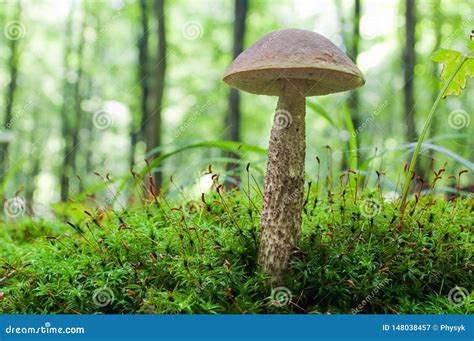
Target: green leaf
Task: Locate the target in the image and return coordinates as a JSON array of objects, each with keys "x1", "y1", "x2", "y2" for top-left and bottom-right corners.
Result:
[
  {"x1": 343, "y1": 105, "x2": 358, "y2": 171},
  {"x1": 432, "y1": 49, "x2": 472, "y2": 98},
  {"x1": 431, "y1": 49, "x2": 462, "y2": 62},
  {"x1": 465, "y1": 58, "x2": 474, "y2": 78},
  {"x1": 306, "y1": 100, "x2": 337, "y2": 127},
  {"x1": 468, "y1": 40, "x2": 474, "y2": 53}
]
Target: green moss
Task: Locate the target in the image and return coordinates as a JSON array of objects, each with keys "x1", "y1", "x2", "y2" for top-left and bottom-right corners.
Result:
[{"x1": 0, "y1": 185, "x2": 472, "y2": 314}]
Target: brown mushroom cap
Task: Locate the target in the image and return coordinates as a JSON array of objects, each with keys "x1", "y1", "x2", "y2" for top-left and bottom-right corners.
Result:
[{"x1": 223, "y1": 28, "x2": 365, "y2": 96}]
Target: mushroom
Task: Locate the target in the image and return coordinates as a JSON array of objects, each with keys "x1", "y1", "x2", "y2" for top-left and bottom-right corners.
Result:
[{"x1": 223, "y1": 28, "x2": 365, "y2": 284}]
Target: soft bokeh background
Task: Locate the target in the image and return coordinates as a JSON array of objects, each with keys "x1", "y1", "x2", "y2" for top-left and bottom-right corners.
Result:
[{"x1": 0, "y1": 0, "x2": 472, "y2": 213}]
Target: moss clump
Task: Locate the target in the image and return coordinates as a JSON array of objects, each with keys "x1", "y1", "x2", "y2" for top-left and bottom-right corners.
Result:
[{"x1": 0, "y1": 182, "x2": 472, "y2": 314}]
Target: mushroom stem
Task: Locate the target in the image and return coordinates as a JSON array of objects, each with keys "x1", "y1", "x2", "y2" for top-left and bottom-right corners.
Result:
[{"x1": 259, "y1": 78, "x2": 306, "y2": 285}]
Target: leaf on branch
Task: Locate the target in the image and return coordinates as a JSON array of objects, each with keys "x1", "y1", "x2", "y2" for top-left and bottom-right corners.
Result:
[
  {"x1": 468, "y1": 40, "x2": 474, "y2": 53},
  {"x1": 431, "y1": 49, "x2": 473, "y2": 98},
  {"x1": 466, "y1": 58, "x2": 474, "y2": 78}
]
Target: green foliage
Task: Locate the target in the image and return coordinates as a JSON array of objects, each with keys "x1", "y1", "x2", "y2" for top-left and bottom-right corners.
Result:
[
  {"x1": 0, "y1": 0, "x2": 472, "y2": 203},
  {"x1": 1, "y1": 174, "x2": 472, "y2": 314},
  {"x1": 0, "y1": 2, "x2": 473, "y2": 316},
  {"x1": 400, "y1": 38, "x2": 474, "y2": 212},
  {"x1": 306, "y1": 101, "x2": 337, "y2": 128},
  {"x1": 343, "y1": 105, "x2": 358, "y2": 171},
  {"x1": 431, "y1": 45, "x2": 474, "y2": 97}
]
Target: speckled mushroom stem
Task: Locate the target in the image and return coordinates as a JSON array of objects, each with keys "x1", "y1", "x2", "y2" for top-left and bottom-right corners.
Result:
[{"x1": 259, "y1": 78, "x2": 306, "y2": 285}]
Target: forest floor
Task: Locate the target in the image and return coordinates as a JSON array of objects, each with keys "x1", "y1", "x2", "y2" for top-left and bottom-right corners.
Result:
[{"x1": 0, "y1": 178, "x2": 472, "y2": 314}]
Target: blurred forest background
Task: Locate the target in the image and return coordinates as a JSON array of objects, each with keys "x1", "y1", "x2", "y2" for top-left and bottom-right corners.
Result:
[{"x1": 0, "y1": 0, "x2": 472, "y2": 216}]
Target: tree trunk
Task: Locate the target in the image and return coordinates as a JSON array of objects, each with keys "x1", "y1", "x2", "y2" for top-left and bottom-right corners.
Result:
[
  {"x1": 428, "y1": 0, "x2": 441, "y2": 161},
  {"x1": 224, "y1": 0, "x2": 248, "y2": 189},
  {"x1": 146, "y1": 0, "x2": 166, "y2": 193},
  {"x1": 83, "y1": 13, "x2": 99, "y2": 176},
  {"x1": 135, "y1": 0, "x2": 150, "y2": 169},
  {"x1": 60, "y1": 8, "x2": 86, "y2": 201},
  {"x1": 259, "y1": 79, "x2": 306, "y2": 286},
  {"x1": 84, "y1": 77, "x2": 95, "y2": 174},
  {"x1": 403, "y1": 0, "x2": 417, "y2": 142},
  {"x1": 25, "y1": 110, "x2": 41, "y2": 208},
  {"x1": 334, "y1": 0, "x2": 361, "y2": 170},
  {"x1": 0, "y1": 2, "x2": 22, "y2": 182},
  {"x1": 69, "y1": 16, "x2": 87, "y2": 177},
  {"x1": 345, "y1": 0, "x2": 361, "y2": 169},
  {"x1": 85, "y1": 105, "x2": 95, "y2": 174},
  {"x1": 403, "y1": 0, "x2": 422, "y2": 176},
  {"x1": 59, "y1": 6, "x2": 75, "y2": 202}
]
